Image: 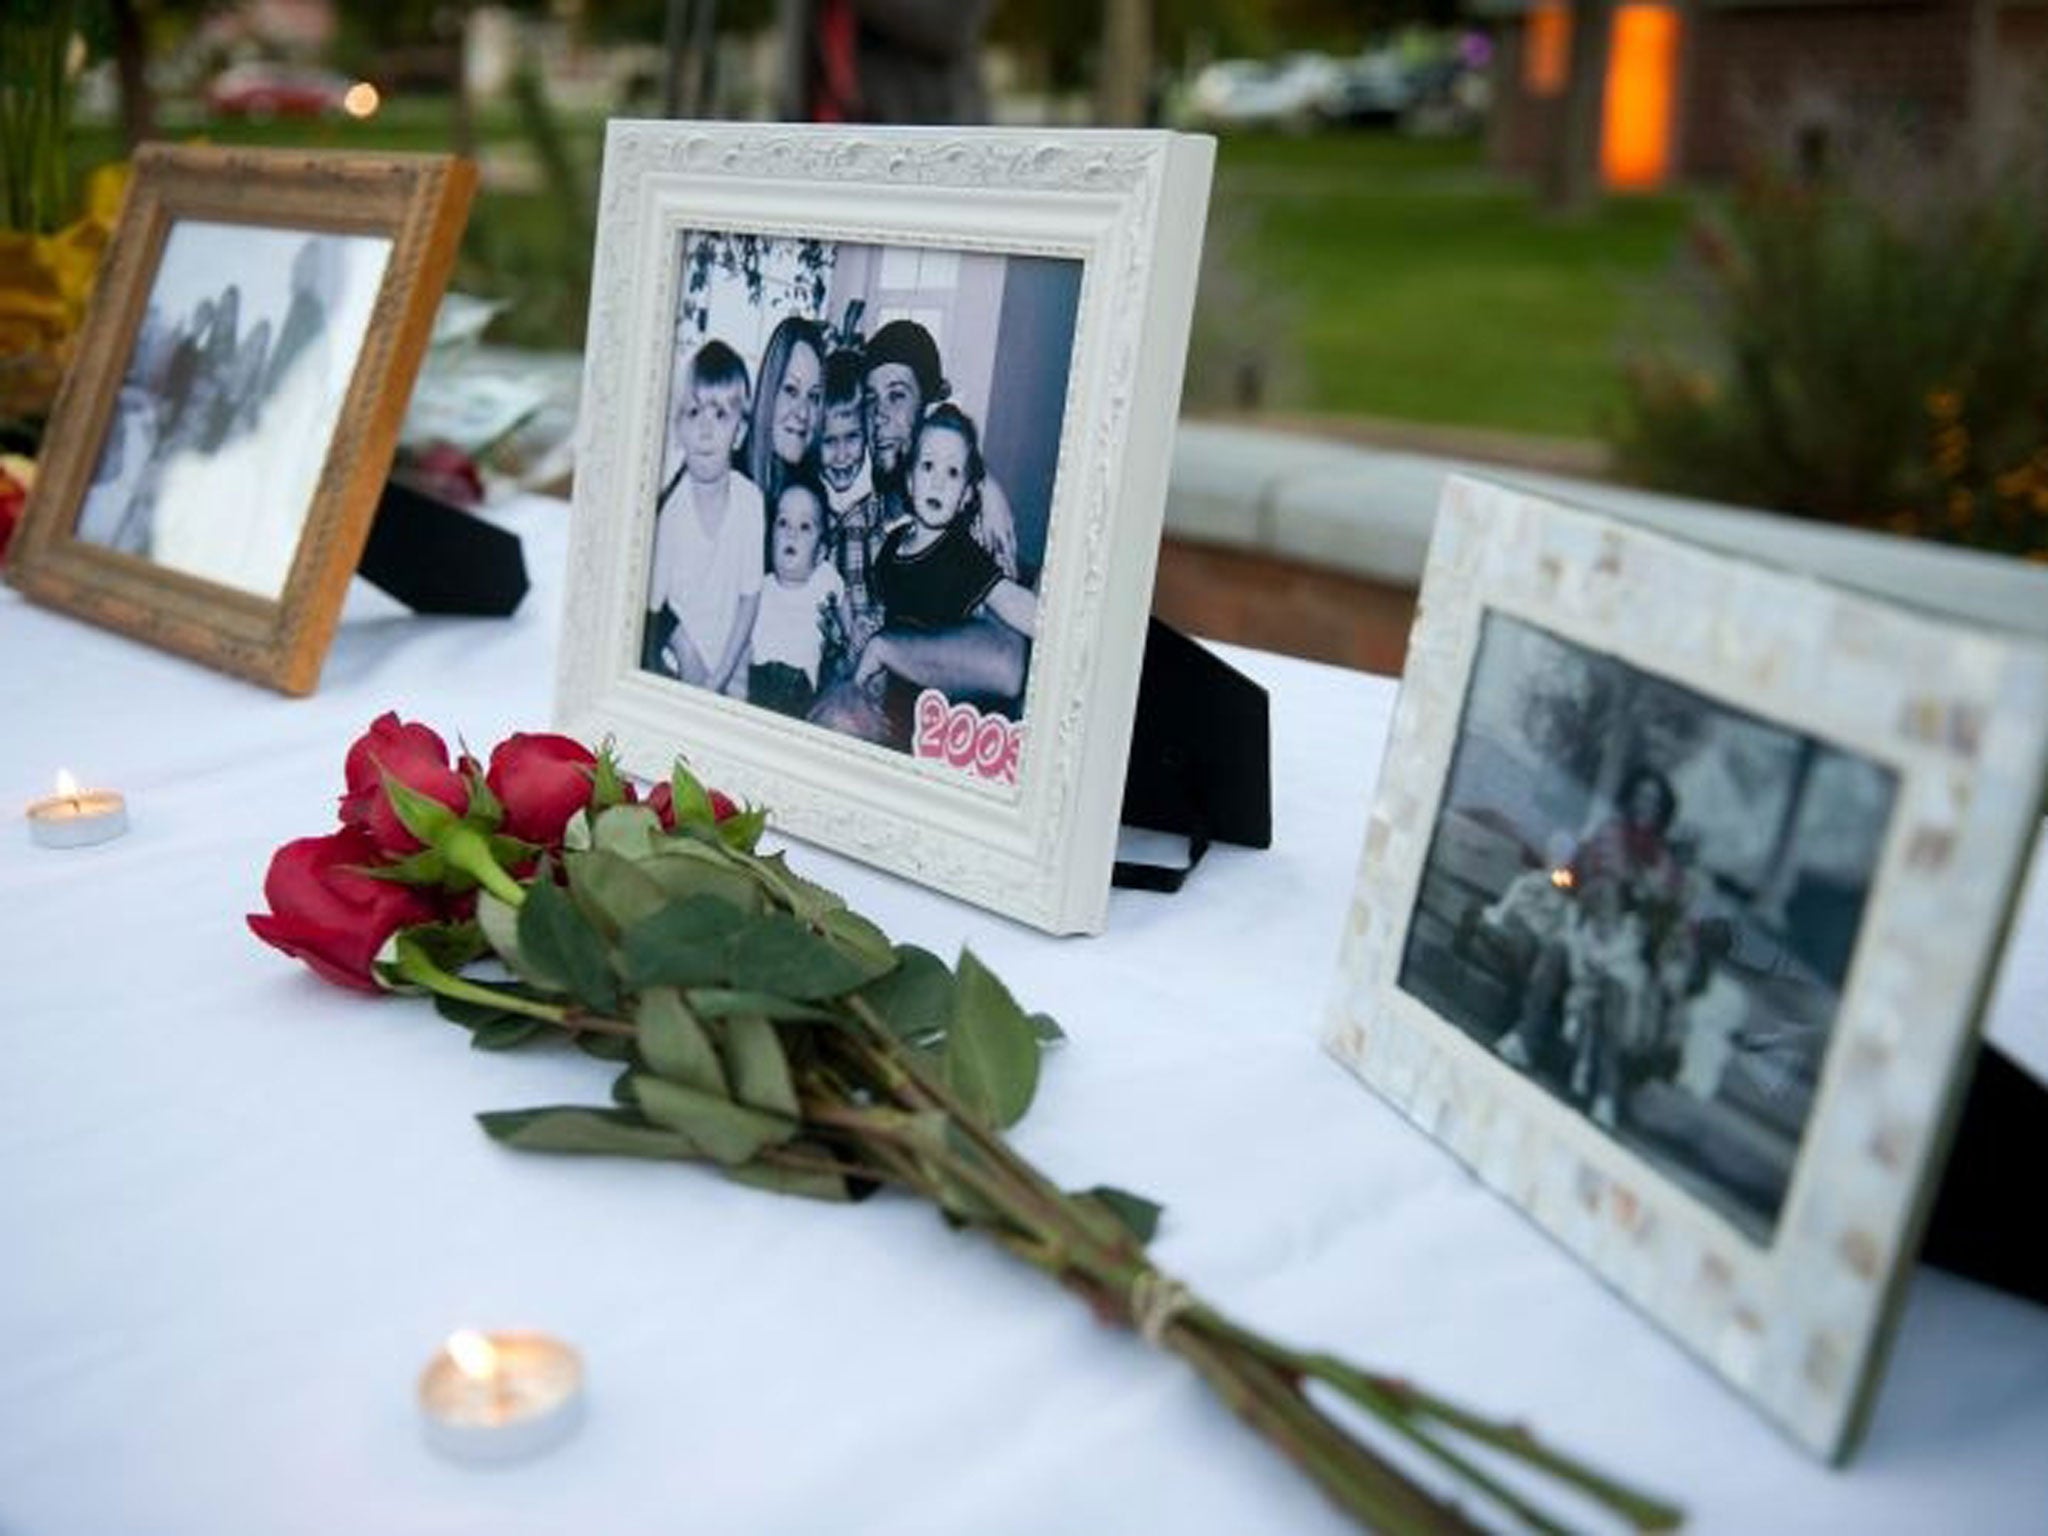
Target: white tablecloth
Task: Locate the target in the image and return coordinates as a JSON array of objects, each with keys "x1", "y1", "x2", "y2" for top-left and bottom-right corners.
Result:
[{"x1": 4, "y1": 496, "x2": 2044, "y2": 1535}]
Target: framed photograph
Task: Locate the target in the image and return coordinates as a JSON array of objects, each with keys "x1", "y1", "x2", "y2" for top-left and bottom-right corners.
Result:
[
  {"x1": 1325, "y1": 475, "x2": 2048, "y2": 1459},
  {"x1": 556, "y1": 122, "x2": 1214, "y2": 934},
  {"x1": 6, "y1": 145, "x2": 475, "y2": 694}
]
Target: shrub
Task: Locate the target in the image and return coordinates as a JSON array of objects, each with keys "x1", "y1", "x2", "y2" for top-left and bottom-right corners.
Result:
[{"x1": 1610, "y1": 109, "x2": 2048, "y2": 559}]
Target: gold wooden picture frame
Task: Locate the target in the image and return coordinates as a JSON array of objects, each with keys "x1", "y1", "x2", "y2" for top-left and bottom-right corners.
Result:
[{"x1": 6, "y1": 145, "x2": 475, "y2": 695}]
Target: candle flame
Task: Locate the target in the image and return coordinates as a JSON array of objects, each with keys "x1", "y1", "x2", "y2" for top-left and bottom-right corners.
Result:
[
  {"x1": 446, "y1": 1329, "x2": 500, "y2": 1382},
  {"x1": 55, "y1": 768, "x2": 80, "y2": 798},
  {"x1": 1549, "y1": 866, "x2": 1576, "y2": 890}
]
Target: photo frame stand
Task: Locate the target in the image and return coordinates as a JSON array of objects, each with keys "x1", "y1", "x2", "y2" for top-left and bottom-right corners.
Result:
[
  {"x1": 357, "y1": 478, "x2": 528, "y2": 617},
  {"x1": 1921, "y1": 1044, "x2": 2048, "y2": 1307},
  {"x1": 1114, "y1": 619, "x2": 1272, "y2": 893}
]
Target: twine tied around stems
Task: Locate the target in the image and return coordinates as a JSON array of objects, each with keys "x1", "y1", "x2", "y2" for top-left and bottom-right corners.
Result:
[{"x1": 1128, "y1": 1269, "x2": 1195, "y2": 1347}]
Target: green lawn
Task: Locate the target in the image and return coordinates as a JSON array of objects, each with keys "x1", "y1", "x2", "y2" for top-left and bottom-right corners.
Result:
[
  {"x1": 69, "y1": 111, "x2": 1697, "y2": 441},
  {"x1": 1197, "y1": 133, "x2": 1697, "y2": 439}
]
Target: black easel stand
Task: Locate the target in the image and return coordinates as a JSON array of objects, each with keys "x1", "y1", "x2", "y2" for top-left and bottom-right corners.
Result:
[
  {"x1": 1113, "y1": 619, "x2": 1273, "y2": 892},
  {"x1": 1920, "y1": 1043, "x2": 2048, "y2": 1307},
  {"x1": 356, "y1": 479, "x2": 529, "y2": 617}
]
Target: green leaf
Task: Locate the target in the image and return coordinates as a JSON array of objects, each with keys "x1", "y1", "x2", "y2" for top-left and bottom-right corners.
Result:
[
  {"x1": 819, "y1": 907, "x2": 897, "y2": 975},
  {"x1": 476, "y1": 889, "x2": 526, "y2": 973},
  {"x1": 716, "y1": 804, "x2": 768, "y2": 852},
  {"x1": 641, "y1": 848, "x2": 762, "y2": 915},
  {"x1": 630, "y1": 1074, "x2": 796, "y2": 1164},
  {"x1": 721, "y1": 1014, "x2": 800, "y2": 1117},
  {"x1": 566, "y1": 848, "x2": 668, "y2": 936},
  {"x1": 729, "y1": 913, "x2": 877, "y2": 1000},
  {"x1": 635, "y1": 986, "x2": 728, "y2": 1095},
  {"x1": 432, "y1": 981, "x2": 560, "y2": 1031},
  {"x1": 686, "y1": 988, "x2": 838, "y2": 1024},
  {"x1": 1077, "y1": 1185, "x2": 1163, "y2": 1245},
  {"x1": 752, "y1": 850, "x2": 846, "y2": 922},
  {"x1": 464, "y1": 766, "x2": 505, "y2": 830},
  {"x1": 857, "y1": 945, "x2": 956, "y2": 1045},
  {"x1": 354, "y1": 847, "x2": 449, "y2": 887},
  {"x1": 667, "y1": 762, "x2": 719, "y2": 829},
  {"x1": 488, "y1": 832, "x2": 542, "y2": 868},
  {"x1": 589, "y1": 750, "x2": 632, "y2": 813},
  {"x1": 563, "y1": 810, "x2": 594, "y2": 852},
  {"x1": 471, "y1": 1017, "x2": 548, "y2": 1051},
  {"x1": 517, "y1": 875, "x2": 620, "y2": 1013},
  {"x1": 573, "y1": 1032, "x2": 634, "y2": 1062},
  {"x1": 478, "y1": 1105, "x2": 703, "y2": 1161},
  {"x1": 943, "y1": 950, "x2": 1041, "y2": 1129},
  {"x1": 1029, "y1": 1012, "x2": 1066, "y2": 1045},
  {"x1": 726, "y1": 1153, "x2": 852, "y2": 1202},
  {"x1": 435, "y1": 995, "x2": 512, "y2": 1029},
  {"x1": 383, "y1": 771, "x2": 462, "y2": 847},
  {"x1": 617, "y1": 895, "x2": 745, "y2": 989},
  {"x1": 404, "y1": 920, "x2": 488, "y2": 973},
  {"x1": 591, "y1": 803, "x2": 663, "y2": 861}
]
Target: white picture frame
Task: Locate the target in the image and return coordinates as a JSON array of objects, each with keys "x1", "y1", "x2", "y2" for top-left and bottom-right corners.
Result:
[
  {"x1": 1325, "y1": 475, "x2": 2048, "y2": 1460},
  {"x1": 556, "y1": 121, "x2": 1214, "y2": 935}
]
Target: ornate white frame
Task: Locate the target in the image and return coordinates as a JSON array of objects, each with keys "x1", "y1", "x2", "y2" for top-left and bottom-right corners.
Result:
[
  {"x1": 1325, "y1": 476, "x2": 2048, "y2": 1460},
  {"x1": 556, "y1": 122, "x2": 1214, "y2": 934}
]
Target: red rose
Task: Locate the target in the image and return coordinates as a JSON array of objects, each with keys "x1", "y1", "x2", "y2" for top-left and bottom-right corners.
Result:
[
  {"x1": 399, "y1": 441, "x2": 485, "y2": 508},
  {"x1": 646, "y1": 780, "x2": 737, "y2": 831},
  {"x1": 338, "y1": 713, "x2": 468, "y2": 855},
  {"x1": 247, "y1": 827, "x2": 441, "y2": 992},
  {"x1": 486, "y1": 732, "x2": 599, "y2": 849},
  {"x1": 0, "y1": 461, "x2": 27, "y2": 567}
]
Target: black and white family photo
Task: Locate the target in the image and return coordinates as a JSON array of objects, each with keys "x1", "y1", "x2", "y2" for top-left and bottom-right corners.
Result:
[
  {"x1": 639, "y1": 232, "x2": 1080, "y2": 762},
  {"x1": 1398, "y1": 612, "x2": 1898, "y2": 1241},
  {"x1": 73, "y1": 220, "x2": 392, "y2": 600}
]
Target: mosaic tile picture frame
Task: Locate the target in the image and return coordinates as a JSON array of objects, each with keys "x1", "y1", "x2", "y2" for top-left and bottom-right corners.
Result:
[{"x1": 1324, "y1": 475, "x2": 2048, "y2": 1460}]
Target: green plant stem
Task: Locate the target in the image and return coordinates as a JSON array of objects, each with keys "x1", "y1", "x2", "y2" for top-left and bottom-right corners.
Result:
[
  {"x1": 443, "y1": 825, "x2": 529, "y2": 909},
  {"x1": 421, "y1": 843, "x2": 1678, "y2": 1536},
  {"x1": 824, "y1": 997, "x2": 1679, "y2": 1536},
  {"x1": 394, "y1": 936, "x2": 567, "y2": 1025},
  {"x1": 824, "y1": 1007, "x2": 1487, "y2": 1532}
]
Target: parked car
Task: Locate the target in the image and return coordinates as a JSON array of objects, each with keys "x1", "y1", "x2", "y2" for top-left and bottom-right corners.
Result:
[
  {"x1": 206, "y1": 62, "x2": 377, "y2": 120},
  {"x1": 1319, "y1": 51, "x2": 1415, "y2": 126},
  {"x1": 1181, "y1": 53, "x2": 1344, "y2": 132},
  {"x1": 1319, "y1": 41, "x2": 1490, "y2": 136}
]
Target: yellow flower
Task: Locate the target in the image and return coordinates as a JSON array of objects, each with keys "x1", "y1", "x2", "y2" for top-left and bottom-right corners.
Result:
[{"x1": 0, "y1": 163, "x2": 129, "y2": 423}]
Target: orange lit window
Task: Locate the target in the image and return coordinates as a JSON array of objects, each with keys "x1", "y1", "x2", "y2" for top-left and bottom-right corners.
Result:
[
  {"x1": 1525, "y1": 2, "x2": 1571, "y2": 97},
  {"x1": 1601, "y1": 4, "x2": 1681, "y2": 191}
]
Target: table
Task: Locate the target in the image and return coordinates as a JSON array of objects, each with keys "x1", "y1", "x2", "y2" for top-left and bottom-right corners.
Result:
[{"x1": 4, "y1": 496, "x2": 2045, "y2": 1535}]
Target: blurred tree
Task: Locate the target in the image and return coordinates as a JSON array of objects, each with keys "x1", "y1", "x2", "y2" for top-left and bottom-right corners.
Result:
[
  {"x1": 1541, "y1": 0, "x2": 1608, "y2": 214},
  {"x1": 91, "y1": 0, "x2": 221, "y2": 150},
  {"x1": 1097, "y1": 0, "x2": 1150, "y2": 124}
]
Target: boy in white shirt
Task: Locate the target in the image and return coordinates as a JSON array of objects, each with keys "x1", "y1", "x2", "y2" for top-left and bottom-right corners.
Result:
[{"x1": 643, "y1": 340, "x2": 762, "y2": 699}]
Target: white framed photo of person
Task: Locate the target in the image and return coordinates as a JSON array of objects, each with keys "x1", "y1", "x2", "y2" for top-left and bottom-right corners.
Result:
[
  {"x1": 556, "y1": 122, "x2": 1214, "y2": 934},
  {"x1": 1325, "y1": 476, "x2": 2048, "y2": 1460},
  {"x1": 6, "y1": 145, "x2": 475, "y2": 694}
]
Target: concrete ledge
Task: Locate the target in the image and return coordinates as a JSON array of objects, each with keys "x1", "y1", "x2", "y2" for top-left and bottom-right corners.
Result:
[{"x1": 1167, "y1": 421, "x2": 2048, "y2": 641}]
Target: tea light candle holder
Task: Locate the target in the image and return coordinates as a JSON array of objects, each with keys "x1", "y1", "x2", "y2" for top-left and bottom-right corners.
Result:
[
  {"x1": 26, "y1": 770, "x2": 128, "y2": 849},
  {"x1": 418, "y1": 1329, "x2": 584, "y2": 1464}
]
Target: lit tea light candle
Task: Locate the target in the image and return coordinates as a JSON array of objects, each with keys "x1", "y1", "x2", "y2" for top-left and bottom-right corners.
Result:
[
  {"x1": 418, "y1": 1329, "x2": 584, "y2": 1464},
  {"x1": 26, "y1": 770, "x2": 128, "y2": 849}
]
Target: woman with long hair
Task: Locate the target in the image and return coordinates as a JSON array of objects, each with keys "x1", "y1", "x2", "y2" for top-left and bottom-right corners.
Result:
[{"x1": 740, "y1": 314, "x2": 827, "y2": 506}]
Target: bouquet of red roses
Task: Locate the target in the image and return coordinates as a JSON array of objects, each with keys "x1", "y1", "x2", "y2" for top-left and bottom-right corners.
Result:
[{"x1": 251, "y1": 713, "x2": 1679, "y2": 1536}]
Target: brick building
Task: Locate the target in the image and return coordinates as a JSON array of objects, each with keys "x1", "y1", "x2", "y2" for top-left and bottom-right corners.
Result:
[{"x1": 1482, "y1": 0, "x2": 2048, "y2": 188}]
